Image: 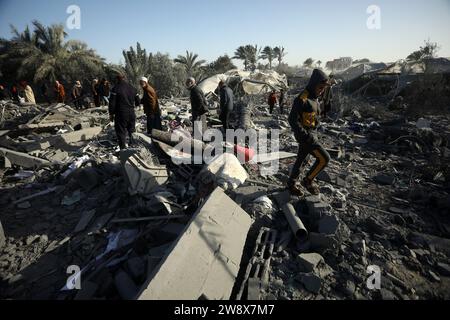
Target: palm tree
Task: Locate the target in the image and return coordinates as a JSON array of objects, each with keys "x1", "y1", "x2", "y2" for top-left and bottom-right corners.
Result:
[
  {"x1": 174, "y1": 51, "x2": 206, "y2": 78},
  {"x1": 122, "y1": 42, "x2": 153, "y2": 88},
  {"x1": 303, "y1": 58, "x2": 314, "y2": 68},
  {"x1": 260, "y1": 46, "x2": 275, "y2": 69},
  {"x1": 233, "y1": 45, "x2": 260, "y2": 71},
  {"x1": 1, "y1": 20, "x2": 104, "y2": 83},
  {"x1": 233, "y1": 46, "x2": 249, "y2": 70},
  {"x1": 273, "y1": 46, "x2": 287, "y2": 66}
]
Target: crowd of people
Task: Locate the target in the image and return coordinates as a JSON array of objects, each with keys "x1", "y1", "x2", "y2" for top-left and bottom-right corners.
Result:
[
  {"x1": 1, "y1": 69, "x2": 333, "y2": 196},
  {"x1": 0, "y1": 78, "x2": 111, "y2": 110}
]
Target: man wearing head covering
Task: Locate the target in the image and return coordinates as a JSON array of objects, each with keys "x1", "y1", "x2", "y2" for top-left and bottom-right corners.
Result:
[
  {"x1": 55, "y1": 80, "x2": 65, "y2": 103},
  {"x1": 139, "y1": 76, "x2": 162, "y2": 133},
  {"x1": 186, "y1": 77, "x2": 208, "y2": 139},
  {"x1": 287, "y1": 69, "x2": 331, "y2": 196},
  {"x1": 109, "y1": 74, "x2": 140, "y2": 150},
  {"x1": 218, "y1": 80, "x2": 234, "y2": 133},
  {"x1": 20, "y1": 81, "x2": 36, "y2": 104}
]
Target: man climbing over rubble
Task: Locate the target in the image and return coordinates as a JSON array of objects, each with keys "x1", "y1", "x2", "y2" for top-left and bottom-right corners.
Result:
[
  {"x1": 287, "y1": 68, "x2": 331, "y2": 196},
  {"x1": 54, "y1": 80, "x2": 65, "y2": 103},
  {"x1": 218, "y1": 80, "x2": 234, "y2": 133},
  {"x1": 109, "y1": 74, "x2": 140, "y2": 150},
  {"x1": 140, "y1": 76, "x2": 162, "y2": 133},
  {"x1": 186, "y1": 77, "x2": 208, "y2": 139}
]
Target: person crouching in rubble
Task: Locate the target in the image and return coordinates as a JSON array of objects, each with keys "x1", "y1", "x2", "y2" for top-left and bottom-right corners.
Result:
[
  {"x1": 287, "y1": 69, "x2": 331, "y2": 196},
  {"x1": 109, "y1": 74, "x2": 140, "y2": 150},
  {"x1": 186, "y1": 77, "x2": 208, "y2": 139},
  {"x1": 140, "y1": 77, "x2": 162, "y2": 133}
]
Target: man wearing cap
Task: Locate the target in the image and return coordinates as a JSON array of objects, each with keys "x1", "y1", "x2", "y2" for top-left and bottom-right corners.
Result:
[
  {"x1": 109, "y1": 74, "x2": 140, "y2": 150},
  {"x1": 287, "y1": 69, "x2": 331, "y2": 196},
  {"x1": 186, "y1": 77, "x2": 208, "y2": 139},
  {"x1": 139, "y1": 77, "x2": 162, "y2": 133}
]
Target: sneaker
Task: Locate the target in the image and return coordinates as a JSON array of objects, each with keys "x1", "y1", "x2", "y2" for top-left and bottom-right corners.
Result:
[
  {"x1": 287, "y1": 182, "x2": 304, "y2": 197},
  {"x1": 302, "y1": 178, "x2": 320, "y2": 195}
]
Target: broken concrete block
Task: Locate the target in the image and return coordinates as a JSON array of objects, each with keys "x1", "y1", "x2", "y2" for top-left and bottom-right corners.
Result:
[
  {"x1": 0, "y1": 147, "x2": 51, "y2": 169},
  {"x1": 307, "y1": 201, "x2": 328, "y2": 222},
  {"x1": 299, "y1": 273, "x2": 322, "y2": 294},
  {"x1": 374, "y1": 174, "x2": 395, "y2": 186},
  {"x1": 201, "y1": 153, "x2": 248, "y2": 190},
  {"x1": 318, "y1": 215, "x2": 340, "y2": 235},
  {"x1": 137, "y1": 187, "x2": 252, "y2": 300},
  {"x1": 47, "y1": 127, "x2": 102, "y2": 147},
  {"x1": 120, "y1": 149, "x2": 169, "y2": 196},
  {"x1": 308, "y1": 232, "x2": 338, "y2": 250},
  {"x1": 297, "y1": 253, "x2": 324, "y2": 273},
  {"x1": 114, "y1": 270, "x2": 138, "y2": 300},
  {"x1": 436, "y1": 263, "x2": 450, "y2": 277}
]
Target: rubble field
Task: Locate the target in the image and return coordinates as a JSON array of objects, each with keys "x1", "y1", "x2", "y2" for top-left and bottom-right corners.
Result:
[{"x1": 0, "y1": 84, "x2": 449, "y2": 300}]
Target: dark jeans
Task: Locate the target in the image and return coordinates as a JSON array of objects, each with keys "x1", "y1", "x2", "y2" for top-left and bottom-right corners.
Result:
[
  {"x1": 289, "y1": 137, "x2": 330, "y2": 184},
  {"x1": 93, "y1": 94, "x2": 100, "y2": 108},
  {"x1": 220, "y1": 110, "x2": 231, "y2": 133},
  {"x1": 269, "y1": 104, "x2": 275, "y2": 114},
  {"x1": 146, "y1": 113, "x2": 162, "y2": 134},
  {"x1": 192, "y1": 113, "x2": 207, "y2": 140},
  {"x1": 114, "y1": 108, "x2": 136, "y2": 149}
]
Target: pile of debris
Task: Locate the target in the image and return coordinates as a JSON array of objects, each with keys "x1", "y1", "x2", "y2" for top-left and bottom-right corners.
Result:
[{"x1": 1, "y1": 70, "x2": 449, "y2": 301}]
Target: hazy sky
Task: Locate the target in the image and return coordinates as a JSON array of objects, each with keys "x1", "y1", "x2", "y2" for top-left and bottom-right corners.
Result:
[{"x1": 1, "y1": 0, "x2": 449, "y2": 67}]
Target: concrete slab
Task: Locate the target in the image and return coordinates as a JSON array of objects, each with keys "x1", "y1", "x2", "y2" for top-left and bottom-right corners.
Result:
[
  {"x1": 0, "y1": 147, "x2": 51, "y2": 169},
  {"x1": 137, "y1": 187, "x2": 252, "y2": 300}
]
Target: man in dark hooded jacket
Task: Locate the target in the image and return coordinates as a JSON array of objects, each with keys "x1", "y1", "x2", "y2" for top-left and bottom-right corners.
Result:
[
  {"x1": 109, "y1": 75, "x2": 140, "y2": 150},
  {"x1": 218, "y1": 81, "x2": 234, "y2": 132},
  {"x1": 288, "y1": 69, "x2": 331, "y2": 196}
]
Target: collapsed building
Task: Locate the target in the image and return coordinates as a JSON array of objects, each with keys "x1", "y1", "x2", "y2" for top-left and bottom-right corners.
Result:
[{"x1": 0, "y1": 67, "x2": 449, "y2": 300}]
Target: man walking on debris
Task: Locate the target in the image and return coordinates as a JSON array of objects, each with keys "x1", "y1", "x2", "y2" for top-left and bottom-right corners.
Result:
[
  {"x1": 287, "y1": 68, "x2": 331, "y2": 196},
  {"x1": 71, "y1": 80, "x2": 83, "y2": 109},
  {"x1": 55, "y1": 80, "x2": 65, "y2": 103},
  {"x1": 218, "y1": 80, "x2": 234, "y2": 133},
  {"x1": 109, "y1": 74, "x2": 140, "y2": 150},
  {"x1": 279, "y1": 89, "x2": 286, "y2": 114},
  {"x1": 92, "y1": 78, "x2": 100, "y2": 108},
  {"x1": 140, "y1": 76, "x2": 162, "y2": 133},
  {"x1": 186, "y1": 77, "x2": 208, "y2": 139},
  {"x1": 268, "y1": 89, "x2": 278, "y2": 114}
]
